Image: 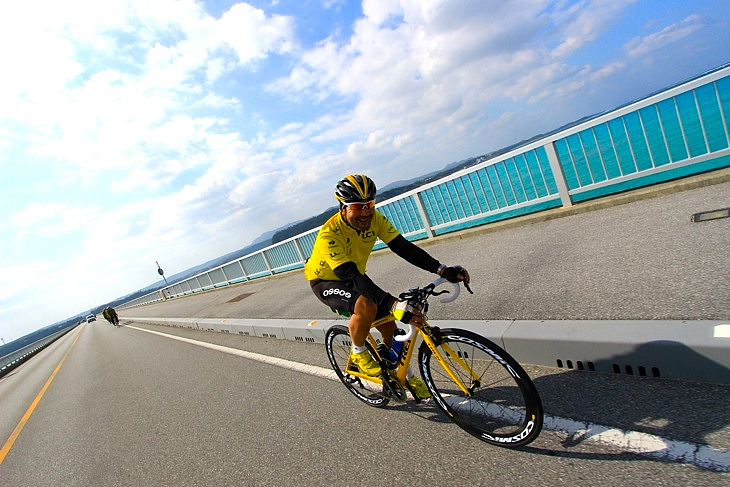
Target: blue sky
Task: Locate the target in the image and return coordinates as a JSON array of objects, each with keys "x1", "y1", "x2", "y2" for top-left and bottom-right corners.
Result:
[{"x1": 1, "y1": 0, "x2": 729, "y2": 343}]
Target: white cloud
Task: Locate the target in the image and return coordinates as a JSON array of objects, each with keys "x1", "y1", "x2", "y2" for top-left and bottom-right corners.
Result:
[
  {"x1": 361, "y1": 0, "x2": 403, "y2": 26},
  {"x1": 626, "y1": 14, "x2": 705, "y2": 57},
  {"x1": 1, "y1": 0, "x2": 294, "y2": 176},
  {"x1": 11, "y1": 202, "x2": 97, "y2": 237},
  {"x1": 548, "y1": 0, "x2": 637, "y2": 58},
  {"x1": 12, "y1": 202, "x2": 65, "y2": 227},
  {"x1": 218, "y1": 3, "x2": 295, "y2": 63}
]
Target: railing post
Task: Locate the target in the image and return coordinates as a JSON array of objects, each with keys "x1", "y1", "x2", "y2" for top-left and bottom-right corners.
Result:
[
  {"x1": 413, "y1": 193, "x2": 435, "y2": 238},
  {"x1": 544, "y1": 141, "x2": 573, "y2": 207},
  {"x1": 261, "y1": 251, "x2": 274, "y2": 275},
  {"x1": 293, "y1": 238, "x2": 306, "y2": 265},
  {"x1": 220, "y1": 267, "x2": 230, "y2": 284},
  {"x1": 237, "y1": 260, "x2": 249, "y2": 281}
]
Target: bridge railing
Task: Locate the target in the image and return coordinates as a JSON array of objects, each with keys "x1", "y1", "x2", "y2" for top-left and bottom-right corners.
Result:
[
  {"x1": 119, "y1": 64, "x2": 730, "y2": 309},
  {"x1": 0, "y1": 326, "x2": 77, "y2": 377}
]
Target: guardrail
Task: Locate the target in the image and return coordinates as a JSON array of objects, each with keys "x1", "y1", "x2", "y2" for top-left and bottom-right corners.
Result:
[
  {"x1": 0, "y1": 326, "x2": 77, "y2": 377},
  {"x1": 120, "y1": 63, "x2": 730, "y2": 309}
]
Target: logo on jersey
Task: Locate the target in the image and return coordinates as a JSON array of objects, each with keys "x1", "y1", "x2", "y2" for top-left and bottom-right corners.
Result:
[{"x1": 323, "y1": 288, "x2": 352, "y2": 298}]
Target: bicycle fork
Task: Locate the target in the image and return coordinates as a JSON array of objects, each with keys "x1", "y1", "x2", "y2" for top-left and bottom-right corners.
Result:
[{"x1": 420, "y1": 329, "x2": 481, "y2": 397}]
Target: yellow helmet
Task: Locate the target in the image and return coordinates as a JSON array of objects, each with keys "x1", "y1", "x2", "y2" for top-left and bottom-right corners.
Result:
[{"x1": 335, "y1": 174, "x2": 376, "y2": 203}]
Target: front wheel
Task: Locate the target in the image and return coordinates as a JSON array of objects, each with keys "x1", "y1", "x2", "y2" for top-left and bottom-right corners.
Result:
[
  {"x1": 419, "y1": 328, "x2": 543, "y2": 447},
  {"x1": 325, "y1": 325, "x2": 389, "y2": 408}
]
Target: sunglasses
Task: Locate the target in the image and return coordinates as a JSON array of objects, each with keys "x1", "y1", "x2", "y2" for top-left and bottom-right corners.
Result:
[{"x1": 343, "y1": 200, "x2": 375, "y2": 210}]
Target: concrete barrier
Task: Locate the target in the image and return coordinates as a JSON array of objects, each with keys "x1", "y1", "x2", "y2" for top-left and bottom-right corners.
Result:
[{"x1": 123, "y1": 316, "x2": 730, "y2": 385}]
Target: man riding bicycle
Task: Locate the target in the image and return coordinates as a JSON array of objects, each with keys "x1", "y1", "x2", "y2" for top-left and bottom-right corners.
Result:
[
  {"x1": 102, "y1": 306, "x2": 119, "y2": 326},
  {"x1": 305, "y1": 174, "x2": 470, "y2": 399}
]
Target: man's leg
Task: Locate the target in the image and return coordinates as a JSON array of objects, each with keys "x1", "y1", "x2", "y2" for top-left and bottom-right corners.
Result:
[
  {"x1": 348, "y1": 295, "x2": 397, "y2": 344},
  {"x1": 375, "y1": 320, "x2": 396, "y2": 346},
  {"x1": 347, "y1": 295, "x2": 389, "y2": 376},
  {"x1": 348, "y1": 295, "x2": 377, "y2": 347}
]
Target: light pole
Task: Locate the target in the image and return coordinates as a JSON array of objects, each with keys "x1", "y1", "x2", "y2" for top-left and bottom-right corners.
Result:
[{"x1": 156, "y1": 261, "x2": 169, "y2": 285}]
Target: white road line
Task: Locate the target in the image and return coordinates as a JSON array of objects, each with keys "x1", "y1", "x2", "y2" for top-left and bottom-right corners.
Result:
[
  {"x1": 128, "y1": 325, "x2": 730, "y2": 472},
  {"x1": 128, "y1": 325, "x2": 339, "y2": 382}
]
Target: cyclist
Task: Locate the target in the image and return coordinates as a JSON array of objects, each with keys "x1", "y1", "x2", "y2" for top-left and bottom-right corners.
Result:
[
  {"x1": 305, "y1": 174, "x2": 470, "y2": 399},
  {"x1": 102, "y1": 306, "x2": 119, "y2": 326}
]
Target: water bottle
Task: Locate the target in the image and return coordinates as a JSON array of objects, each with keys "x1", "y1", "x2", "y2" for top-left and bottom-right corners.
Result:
[{"x1": 389, "y1": 328, "x2": 406, "y2": 362}]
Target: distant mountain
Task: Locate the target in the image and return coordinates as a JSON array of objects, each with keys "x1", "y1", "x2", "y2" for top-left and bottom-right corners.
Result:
[
  {"x1": 380, "y1": 176, "x2": 422, "y2": 192},
  {"x1": 250, "y1": 229, "x2": 277, "y2": 246}
]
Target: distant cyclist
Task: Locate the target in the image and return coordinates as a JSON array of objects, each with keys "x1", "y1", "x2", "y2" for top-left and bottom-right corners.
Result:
[
  {"x1": 305, "y1": 174, "x2": 470, "y2": 399},
  {"x1": 102, "y1": 306, "x2": 119, "y2": 326}
]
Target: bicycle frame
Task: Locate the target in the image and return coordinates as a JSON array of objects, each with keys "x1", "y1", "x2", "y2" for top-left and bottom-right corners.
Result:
[{"x1": 344, "y1": 313, "x2": 477, "y2": 399}]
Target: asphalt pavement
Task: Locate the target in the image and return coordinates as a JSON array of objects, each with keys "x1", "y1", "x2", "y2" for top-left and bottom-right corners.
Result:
[{"x1": 3, "y1": 323, "x2": 727, "y2": 485}]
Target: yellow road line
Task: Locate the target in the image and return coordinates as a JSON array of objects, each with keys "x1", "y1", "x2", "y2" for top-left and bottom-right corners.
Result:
[{"x1": 0, "y1": 331, "x2": 82, "y2": 464}]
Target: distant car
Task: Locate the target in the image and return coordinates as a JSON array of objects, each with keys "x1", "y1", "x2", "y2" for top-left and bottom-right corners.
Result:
[{"x1": 85, "y1": 314, "x2": 96, "y2": 323}]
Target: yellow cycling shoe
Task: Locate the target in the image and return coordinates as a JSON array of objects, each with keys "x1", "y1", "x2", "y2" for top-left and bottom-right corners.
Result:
[
  {"x1": 407, "y1": 376, "x2": 431, "y2": 399},
  {"x1": 350, "y1": 350, "x2": 382, "y2": 376}
]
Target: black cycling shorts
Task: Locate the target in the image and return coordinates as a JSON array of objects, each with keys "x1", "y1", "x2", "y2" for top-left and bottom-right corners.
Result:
[{"x1": 310, "y1": 280, "x2": 393, "y2": 320}]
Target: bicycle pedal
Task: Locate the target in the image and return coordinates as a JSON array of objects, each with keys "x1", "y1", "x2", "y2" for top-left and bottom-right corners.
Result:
[{"x1": 383, "y1": 376, "x2": 407, "y2": 402}]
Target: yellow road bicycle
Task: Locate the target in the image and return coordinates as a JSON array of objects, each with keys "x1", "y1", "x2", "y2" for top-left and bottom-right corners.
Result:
[{"x1": 324, "y1": 277, "x2": 544, "y2": 448}]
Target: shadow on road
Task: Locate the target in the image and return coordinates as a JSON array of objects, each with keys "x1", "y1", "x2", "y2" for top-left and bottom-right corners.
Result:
[{"x1": 531, "y1": 341, "x2": 730, "y2": 449}]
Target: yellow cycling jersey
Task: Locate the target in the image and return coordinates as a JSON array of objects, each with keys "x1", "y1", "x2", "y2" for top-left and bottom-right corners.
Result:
[{"x1": 304, "y1": 210, "x2": 400, "y2": 281}]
